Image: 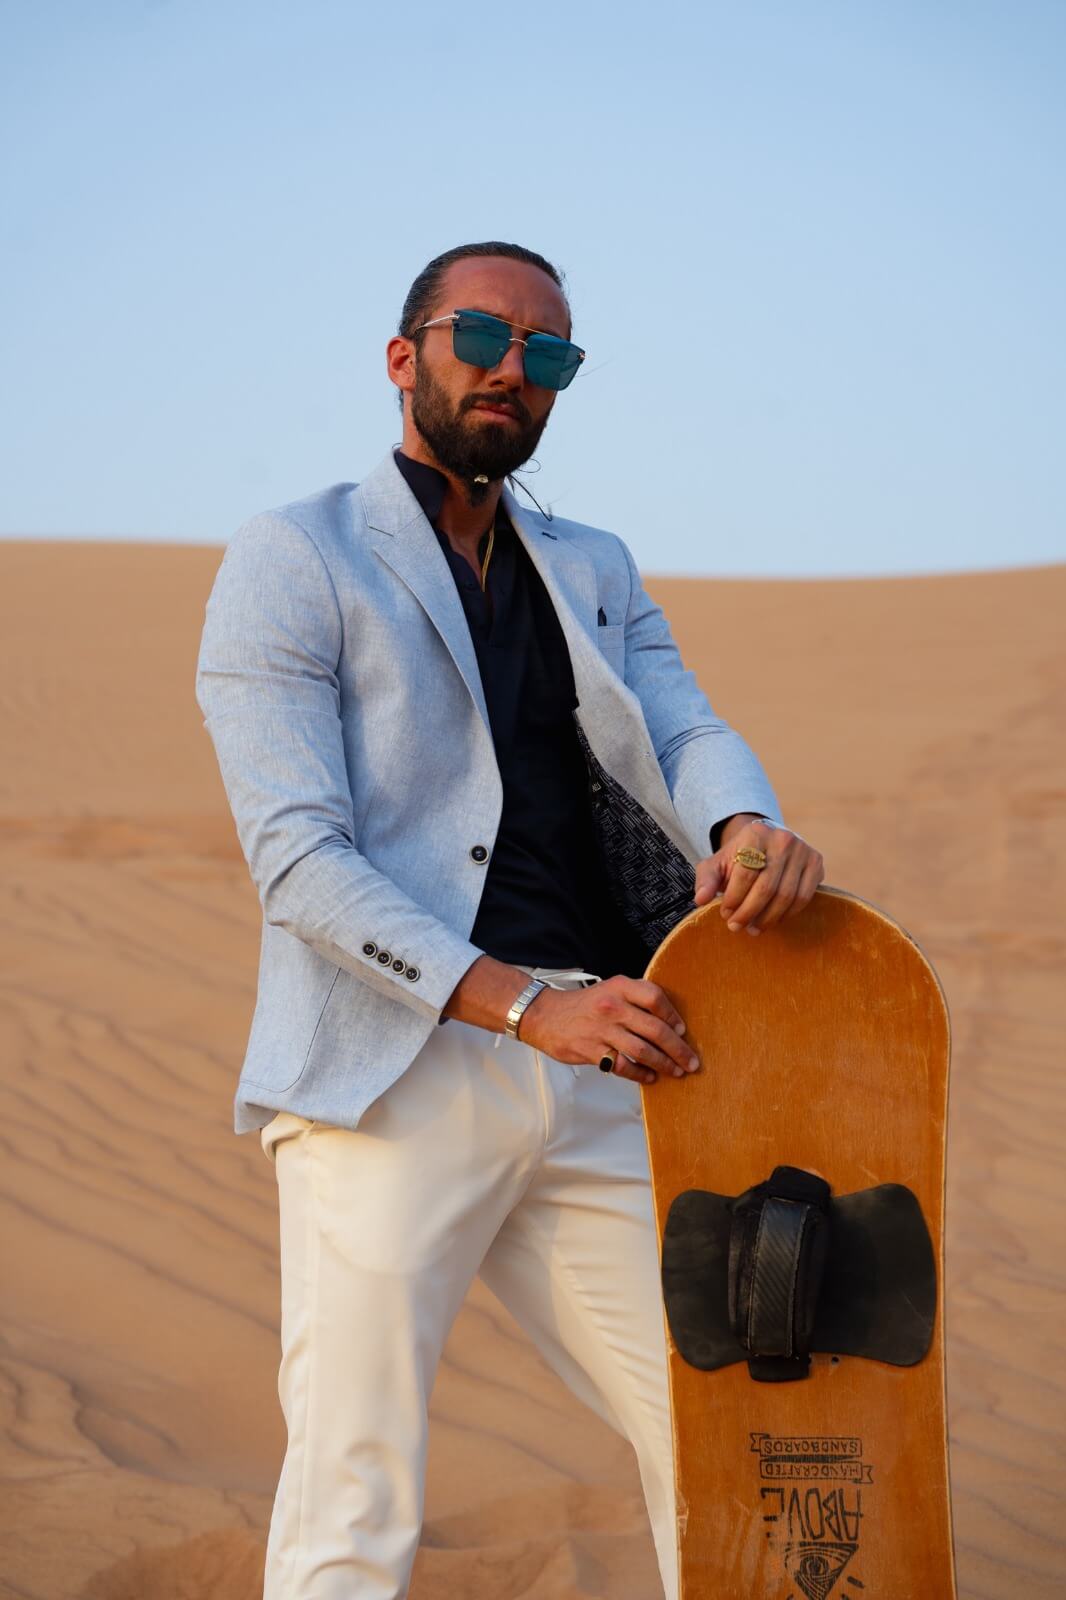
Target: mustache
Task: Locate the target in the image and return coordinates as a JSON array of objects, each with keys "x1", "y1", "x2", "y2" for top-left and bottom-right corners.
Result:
[{"x1": 458, "y1": 392, "x2": 534, "y2": 427}]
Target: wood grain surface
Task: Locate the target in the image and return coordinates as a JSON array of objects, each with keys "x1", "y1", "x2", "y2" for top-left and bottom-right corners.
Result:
[
  {"x1": 0, "y1": 544, "x2": 1061, "y2": 1599},
  {"x1": 644, "y1": 889, "x2": 954, "y2": 1597}
]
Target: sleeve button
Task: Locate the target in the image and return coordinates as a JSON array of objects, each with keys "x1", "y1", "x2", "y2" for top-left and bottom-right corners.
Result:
[
  {"x1": 362, "y1": 941, "x2": 378, "y2": 957},
  {"x1": 404, "y1": 965, "x2": 420, "y2": 981},
  {"x1": 470, "y1": 844, "x2": 489, "y2": 863},
  {"x1": 376, "y1": 949, "x2": 392, "y2": 965},
  {"x1": 391, "y1": 957, "x2": 406, "y2": 972}
]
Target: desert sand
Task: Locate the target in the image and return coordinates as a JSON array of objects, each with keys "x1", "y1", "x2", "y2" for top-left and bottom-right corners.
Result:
[{"x1": 0, "y1": 541, "x2": 1062, "y2": 1599}]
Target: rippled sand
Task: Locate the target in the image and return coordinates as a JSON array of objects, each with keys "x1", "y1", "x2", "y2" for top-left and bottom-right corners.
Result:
[{"x1": 1, "y1": 542, "x2": 1061, "y2": 1598}]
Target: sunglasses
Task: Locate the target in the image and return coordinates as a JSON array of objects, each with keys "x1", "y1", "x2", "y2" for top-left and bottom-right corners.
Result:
[{"x1": 414, "y1": 308, "x2": 585, "y2": 391}]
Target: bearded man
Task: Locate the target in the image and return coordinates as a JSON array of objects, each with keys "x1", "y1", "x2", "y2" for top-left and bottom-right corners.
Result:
[{"x1": 196, "y1": 240, "x2": 824, "y2": 1600}]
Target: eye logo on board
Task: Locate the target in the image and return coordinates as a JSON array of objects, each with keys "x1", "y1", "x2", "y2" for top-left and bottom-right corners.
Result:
[
  {"x1": 751, "y1": 1433, "x2": 871, "y2": 1598},
  {"x1": 783, "y1": 1541, "x2": 858, "y2": 1600}
]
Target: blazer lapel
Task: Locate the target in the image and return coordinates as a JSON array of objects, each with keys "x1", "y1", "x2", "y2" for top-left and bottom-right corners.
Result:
[
  {"x1": 360, "y1": 455, "x2": 491, "y2": 733},
  {"x1": 504, "y1": 490, "x2": 699, "y2": 864}
]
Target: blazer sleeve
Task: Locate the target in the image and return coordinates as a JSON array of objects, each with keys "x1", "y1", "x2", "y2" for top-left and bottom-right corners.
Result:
[
  {"x1": 615, "y1": 536, "x2": 783, "y2": 853},
  {"x1": 194, "y1": 511, "x2": 485, "y2": 1022}
]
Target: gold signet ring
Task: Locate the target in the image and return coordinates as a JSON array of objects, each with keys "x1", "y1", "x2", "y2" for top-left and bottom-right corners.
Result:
[{"x1": 734, "y1": 846, "x2": 768, "y2": 871}]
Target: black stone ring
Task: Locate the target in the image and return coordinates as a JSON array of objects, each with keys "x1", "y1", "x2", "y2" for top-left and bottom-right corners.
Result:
[{"x1": 599, "y1": 1053, "x2": 616, "y2": 1074}]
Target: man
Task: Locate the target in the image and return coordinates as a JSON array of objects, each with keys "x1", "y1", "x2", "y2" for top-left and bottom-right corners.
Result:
[{"x1": 196, "y1": 240, "x2": 824, "y2": 1600}]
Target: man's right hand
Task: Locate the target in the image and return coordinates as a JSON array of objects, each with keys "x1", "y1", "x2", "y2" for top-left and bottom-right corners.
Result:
[{"x1": 518, "y1": 977, "x2": 700, "y2": 1086}]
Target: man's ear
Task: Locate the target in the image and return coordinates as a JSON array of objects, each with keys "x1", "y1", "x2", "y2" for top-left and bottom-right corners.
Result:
[{"x1": 386, "y1": 334, "x2": 417, "y2": 401}]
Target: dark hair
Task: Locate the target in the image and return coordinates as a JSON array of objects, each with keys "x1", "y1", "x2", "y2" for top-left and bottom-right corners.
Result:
[{"x1": 398, "y1": 241, "x2": 570, "y2": 341}]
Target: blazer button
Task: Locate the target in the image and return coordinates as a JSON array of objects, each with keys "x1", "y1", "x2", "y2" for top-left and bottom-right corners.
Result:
[
  {"x1": 376, "y1": 949, "x2": 392, "y2": 965},
  {"x1": 470, "y1": 844, "x2": 489, "y2": 863},
  {"x1": 391, "y1": 957, "x2": 406, "y2": 973},
  {"x1": 362, "y1": 941, "x2": 378, "y2": 958},
  {"x1": 404, "y1": 965, "x2": 420, "y2": 982}
]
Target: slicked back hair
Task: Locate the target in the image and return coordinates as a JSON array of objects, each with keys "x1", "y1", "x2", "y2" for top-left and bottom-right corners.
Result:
[{"x1": 398, "y1": 241, "x2": 570, "y2": 343}]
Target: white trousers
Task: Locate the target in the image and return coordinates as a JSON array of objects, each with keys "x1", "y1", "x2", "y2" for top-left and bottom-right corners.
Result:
[{"x1": 259, "y1": 969, "x2": 679, "y2": 1599}]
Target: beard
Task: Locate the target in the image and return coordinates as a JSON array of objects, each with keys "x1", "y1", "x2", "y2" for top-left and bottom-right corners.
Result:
[{"x1": 410, "y1": 362, "x2": 549, "y2": 492}]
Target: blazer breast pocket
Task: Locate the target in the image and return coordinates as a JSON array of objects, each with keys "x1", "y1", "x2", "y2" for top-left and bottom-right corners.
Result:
[{"x1": 596, "y1": 621, "x2": 626, "y2": 668}]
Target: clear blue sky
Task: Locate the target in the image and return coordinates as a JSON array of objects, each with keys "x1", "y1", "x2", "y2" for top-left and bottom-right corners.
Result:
[{"x1": 2, "y1": 1, "x2": 1063, "y2": 575}]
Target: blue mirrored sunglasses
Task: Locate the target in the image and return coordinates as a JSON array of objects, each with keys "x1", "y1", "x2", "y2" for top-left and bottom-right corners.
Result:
[{"x1": 415, "y1": 308, "x2": 585, "y2": 391}]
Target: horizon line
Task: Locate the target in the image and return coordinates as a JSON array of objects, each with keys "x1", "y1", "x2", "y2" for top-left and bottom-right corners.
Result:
[{"x1": 1, "y1": 533, "x2": 1063, "y2": 585}]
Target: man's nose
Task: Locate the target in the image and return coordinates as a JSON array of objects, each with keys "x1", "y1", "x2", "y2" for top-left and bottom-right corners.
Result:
[{"x1": 489, "y1": 338, "x2": 526, "y2": 386}]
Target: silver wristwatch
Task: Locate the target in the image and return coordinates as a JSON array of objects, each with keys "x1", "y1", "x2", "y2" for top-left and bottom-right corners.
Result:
[{"x1": 505, "y1": 977, "x2": 549, "y2": 1039}]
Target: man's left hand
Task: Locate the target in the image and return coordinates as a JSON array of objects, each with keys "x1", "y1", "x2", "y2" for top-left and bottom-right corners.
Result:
[{"x1": 693, "y1": 814, "x2": 824, "y2": 935}]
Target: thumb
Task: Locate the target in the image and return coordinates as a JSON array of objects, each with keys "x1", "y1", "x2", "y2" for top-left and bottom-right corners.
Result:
[{"x1": 693, "y1": 853, "x2": 727, "y2": 905}]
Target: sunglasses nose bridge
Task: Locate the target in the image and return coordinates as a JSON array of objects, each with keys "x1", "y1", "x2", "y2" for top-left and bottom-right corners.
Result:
[{"x1": 492, "y1": 334, "x2": 528, "y2": 379}]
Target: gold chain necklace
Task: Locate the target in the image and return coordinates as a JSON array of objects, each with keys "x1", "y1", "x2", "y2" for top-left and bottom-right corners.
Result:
[{"x1": 478, "y1": 521, "x2": 496, "y2": 592}]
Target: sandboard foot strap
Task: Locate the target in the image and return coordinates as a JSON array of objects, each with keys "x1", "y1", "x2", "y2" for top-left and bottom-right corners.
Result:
[{"x1": 728, "y1": 1166, "x2": 832, "y2": 1381}]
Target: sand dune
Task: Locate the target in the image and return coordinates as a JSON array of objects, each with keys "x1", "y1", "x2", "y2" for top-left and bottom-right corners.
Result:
[{"x1": 1, "y1": 541, "x2": 1062, "y2": 1598}]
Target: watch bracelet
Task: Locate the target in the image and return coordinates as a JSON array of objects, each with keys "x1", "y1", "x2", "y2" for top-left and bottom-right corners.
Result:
[{"x1": 504, "y1": 977, "x2": 549, "y2": 1039}]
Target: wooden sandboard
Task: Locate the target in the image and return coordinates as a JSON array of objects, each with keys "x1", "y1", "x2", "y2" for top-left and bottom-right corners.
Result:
[{"x1": 641, "y1": 886, "x2": 956, "y2": 1599}]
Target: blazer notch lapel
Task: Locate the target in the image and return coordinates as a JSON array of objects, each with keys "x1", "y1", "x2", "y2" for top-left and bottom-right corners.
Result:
[
  {"x1": 360, "y1": 457, "x2": 491, "y2": 733},
  {"x1": 504, "y1": 491, "x2": 698, "y2": 864},
  {"x1": 502, "y1": 493, "x2": 599, "y2": 653}
]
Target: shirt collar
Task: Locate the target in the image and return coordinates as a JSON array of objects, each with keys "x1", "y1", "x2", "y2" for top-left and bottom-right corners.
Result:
[
  {"x1": 393, "y1": 448, "x2": 512, "y2": 542},
  {"x1": 393, "y1": 448, "x2": 448, "y2": 528}
]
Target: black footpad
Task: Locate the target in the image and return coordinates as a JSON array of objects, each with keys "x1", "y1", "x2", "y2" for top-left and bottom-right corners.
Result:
[{"x1": 662, "y1": 1170, "x2": 936, "y2": 1383}]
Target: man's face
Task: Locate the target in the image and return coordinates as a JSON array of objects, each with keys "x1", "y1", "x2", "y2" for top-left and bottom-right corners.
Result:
[{"x1": 407, "y1": 256, "x2": 572, "y2": 484}]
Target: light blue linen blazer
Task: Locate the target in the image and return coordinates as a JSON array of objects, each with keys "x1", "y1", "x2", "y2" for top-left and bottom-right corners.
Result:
[{"x1": 195, "y1": 450, "x2": 781, "y2": 1134}]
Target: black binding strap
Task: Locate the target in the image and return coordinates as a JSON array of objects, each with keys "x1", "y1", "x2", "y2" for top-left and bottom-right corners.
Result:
[{"x1": 728, "y1": 1166, "x2": 832, "y2": 1381}]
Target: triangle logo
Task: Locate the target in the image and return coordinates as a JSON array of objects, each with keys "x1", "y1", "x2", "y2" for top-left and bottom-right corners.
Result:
[{"x1": 782, "y1": 1541, "x2": 857, "y2": 1600}]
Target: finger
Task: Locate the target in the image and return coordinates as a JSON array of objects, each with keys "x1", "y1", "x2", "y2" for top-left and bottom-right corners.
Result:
[
  {"x1": 784, "y1": 853, "x2": 825, "y2": 918},
  {"x1": 754, "y1": 854, "x2": 804, "y2": 930},
  {"x1": 616, "y1": 978, "x2": 687, "y2": 1035},
  {"x1": 610, "y1": 1053, "x2": 656, "y2": 1087},
  {"x1": 719, "y1": 822, "x2": 784, "y2": 913},
  {"x1": 620, "y1": 1004, "x2": 700, "y2": 1073},
  {"x1": 722, "y1": 857, "x2": 787, "y2": 930},
  {"x1": 612, "y1": 1023, "x2": 693, "y2": 1081},
  {"x1": 719, "y1": 862, "x2": 762, "y2": 917},
  {"x1": 693, "y1": 855, "x2": 727, "y2": 905}
]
